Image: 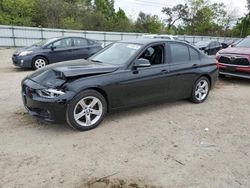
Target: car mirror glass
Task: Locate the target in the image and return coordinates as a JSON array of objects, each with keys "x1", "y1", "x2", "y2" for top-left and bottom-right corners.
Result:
[{"x1": 133, "y1": 58, "x2": 151, "y2": 69}]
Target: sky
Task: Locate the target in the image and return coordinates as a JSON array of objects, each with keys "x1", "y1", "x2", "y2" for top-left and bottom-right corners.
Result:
[{"x1": 114, "y1": 0, "x2": 248, "y2": 20}]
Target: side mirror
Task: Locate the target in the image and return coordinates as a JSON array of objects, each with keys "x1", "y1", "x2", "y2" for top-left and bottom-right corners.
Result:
[
  {"x1": 133, "y1": 58, "x2": 151, "y2": 69},
  {"x1": 50, "y1": 46, "x2": 56, "y2": 51}
]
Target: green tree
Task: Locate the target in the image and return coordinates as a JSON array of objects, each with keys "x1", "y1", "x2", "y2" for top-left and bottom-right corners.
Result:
[
  {"x1": 110, "y1": 8, "x2": 133, "y2": 32},
  {"x1": 231, "y1": 0, "x2": 250, "y2": 37},
  {"x1": 135, "y1": 12, "x2": 164, "y2": 33},
  {"x1": 162, "y1": 4, "x2": 188, "y2": 31},
  {"x1": 0, "y1": 0, "x2": 36, "y2": 26}
]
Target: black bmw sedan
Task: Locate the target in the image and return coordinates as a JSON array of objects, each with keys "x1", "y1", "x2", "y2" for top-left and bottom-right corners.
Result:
[
  {"x1": 12, "y1": 36, "x2": 103, "y2": 70},
  {"x1": 21, "y1": 39, "x2": 218, "y2": 131}
]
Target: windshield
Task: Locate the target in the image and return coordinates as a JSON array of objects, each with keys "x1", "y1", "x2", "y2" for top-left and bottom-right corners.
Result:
[
  {"x1": 195, "y1": 41, "x2": 211, "y2": 46},
  {"x1": 32, "y1": 38, "x2": 59, "y2": 47},
  {"x1": 89, "y1": 43, "x2": 142, "y2": 65},
  {"x1": 236, "y1": 37, "x2": 250, "y2": 48}
]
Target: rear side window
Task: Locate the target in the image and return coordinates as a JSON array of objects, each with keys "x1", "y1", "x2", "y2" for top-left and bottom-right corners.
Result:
[
  {"x1": 189, "y1": 47, "x2": 200, "y2": 60},
  {"x1": 73, "y1": 38, "x2": 88, "y2": 47},
  {"x1": 169, "y1": 43, "x2": 189, "y2": 63}
]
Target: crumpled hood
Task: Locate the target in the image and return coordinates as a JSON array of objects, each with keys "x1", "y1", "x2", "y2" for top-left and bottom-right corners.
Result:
[
  {"x1": 218, "y1": 47, "x2": 250, "y2": 55},
  {"x1": 28, "y1": 59, "x2": 119, "y2": 87}
]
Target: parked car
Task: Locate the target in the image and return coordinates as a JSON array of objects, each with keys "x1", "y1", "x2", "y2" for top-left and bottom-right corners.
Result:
[
  {"x1": 141, "y1": 34, "x2": 179, "y2": 40},
  {"x1": 21, "y1": 39, "x2": 218, "y2": 131},
  {"x1": 195, "y1": 40, "x2": 222, "y2": 55},
  {"x1": 216, "y1": 36, "x2": 250, "y2": 79},
  {"x1": 12, "y1": 37, "x2": 103, "y2": 70},
  {"x1": 141, "y1": 34, "x2": 190, "y2": 43},
  {"x1": 221, "y1": 38, "x2": 241, "y2": 48}
]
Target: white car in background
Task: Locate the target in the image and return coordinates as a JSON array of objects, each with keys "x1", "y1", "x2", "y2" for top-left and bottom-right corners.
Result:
[{"x1": 141, "y1": 34, "x2": 190, "y2": 43}]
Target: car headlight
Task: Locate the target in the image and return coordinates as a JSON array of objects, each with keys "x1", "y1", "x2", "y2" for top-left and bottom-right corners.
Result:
[
  {"x1": 19, "y1": 51, "x2": 33, "y2": 56},
  {"x1": 36, "y1": 88, "x2": 65, "y2": 99}
]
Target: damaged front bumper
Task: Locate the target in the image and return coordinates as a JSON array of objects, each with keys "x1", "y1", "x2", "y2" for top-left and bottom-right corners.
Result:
[{"x1": 21, "y1": 78, "x2": 75, "y2": 122}]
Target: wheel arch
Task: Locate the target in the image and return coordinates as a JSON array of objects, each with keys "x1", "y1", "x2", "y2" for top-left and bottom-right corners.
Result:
[
  {"x1": 32, "y1": 55, "x2": 49, "y2": 64},
  {"x1": 82, "y1": 87, "x2": 110, "y2": 112},
  {"x1": 199, "y1": 74, "x2": 212, "y2": 86}
]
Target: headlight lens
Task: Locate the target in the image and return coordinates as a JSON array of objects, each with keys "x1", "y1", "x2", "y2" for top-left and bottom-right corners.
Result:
[
  {"x1": 36, "y1": 88, "x2": 65, "y2": 99},
  {"x1": 19, "y1": 51, "x2": 33, "y2": 56}
]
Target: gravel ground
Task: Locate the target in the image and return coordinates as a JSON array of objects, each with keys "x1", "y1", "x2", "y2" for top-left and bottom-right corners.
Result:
[{"x1": 0, "y1": 49, "x2": 250, "y2": 188}]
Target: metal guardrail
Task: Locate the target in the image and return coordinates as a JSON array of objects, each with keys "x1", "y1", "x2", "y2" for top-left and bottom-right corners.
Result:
[{"x1": 0, "y1": 25, "x2": 240, "y2": 47}]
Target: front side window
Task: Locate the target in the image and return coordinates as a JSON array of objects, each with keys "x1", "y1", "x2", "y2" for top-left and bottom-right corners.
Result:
[
  {"x1": 89, "y1": 42, "x2": 142, "y2": 65},
  {"x1": 170, "y1": 43, "x2": 189, "y2": 63},
  {"x1": 53, "y1": 38, "x2": 73, "y2": 48},
  {"x1": 33, "y1": 38, "x2": 59, "y2": 47},
  {"x1": 139, "y1": 45, "x2": 164, "y2": 65}
]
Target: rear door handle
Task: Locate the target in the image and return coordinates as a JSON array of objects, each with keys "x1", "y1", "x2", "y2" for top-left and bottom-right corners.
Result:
[
  {"x1": 193, "y1": 64, "x2": 198, "y2": 67},
  {"x1": 161, "y1": 69, "x2": 168, "y2": 74}
]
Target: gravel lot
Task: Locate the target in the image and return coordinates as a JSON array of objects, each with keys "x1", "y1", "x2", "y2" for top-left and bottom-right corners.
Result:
[{"x1": 0, "y1": 48, "x2": 250, "y2": 188}]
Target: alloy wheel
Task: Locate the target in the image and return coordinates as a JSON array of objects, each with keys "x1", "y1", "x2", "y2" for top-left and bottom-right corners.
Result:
[
  {"x1": 34, "y1": 59, "x2": 46, "y2": 69},
  {"x1": 195, "y1": 80, "x2": 209, "y2": 101},
  {"x1": 73, "y1": 96, "x2": 103, "y2": 127}
]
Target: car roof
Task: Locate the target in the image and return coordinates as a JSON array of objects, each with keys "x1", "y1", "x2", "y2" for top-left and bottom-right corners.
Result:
[{"x1": 119, "y1": 38, "x2": 181, "y2": 45}]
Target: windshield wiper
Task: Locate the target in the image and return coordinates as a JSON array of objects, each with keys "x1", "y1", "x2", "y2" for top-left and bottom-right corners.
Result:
[{"x1": 91, "y1": 60, "x2": 103, "y2": 63}]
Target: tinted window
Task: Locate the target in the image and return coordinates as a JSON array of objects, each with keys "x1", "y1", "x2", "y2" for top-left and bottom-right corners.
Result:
[
  {"x1": 189, "y1": 47, "x2": 199, "y2": 60},
  {"x1": 139, "y1": 45, "x2": 164, "y2": 65},
  {"x1": 74, "y1": 38, "x2": 88, "y2": 47},
  {"x1": 211, "y1": 41, "x2": 218, "y2": 47},
  {"x1": 170, "y1": 43, "x2": 189, "y2": 63},
  {"x1": 32, "y1": 38, "x2": 59, "y2": 47},
  {"x1": 53, "y1": 38, "x2": 73, "y2": 48}
]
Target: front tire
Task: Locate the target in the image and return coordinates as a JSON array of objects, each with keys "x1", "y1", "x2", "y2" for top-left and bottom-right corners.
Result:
[
  {"x1": 66, "y1": 90, "x2": 107, "y2": 131},
  {"x1": 32, "y1": 56, "x2": 48, "y2": 70},
  {"x1": 190, "y1": 77, "x2": 210, "y2": 104}
]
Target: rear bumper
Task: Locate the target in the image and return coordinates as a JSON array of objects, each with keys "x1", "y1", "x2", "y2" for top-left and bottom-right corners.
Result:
[{"x1": 12, "y1": 55, "x2": 33, "y2": 68}]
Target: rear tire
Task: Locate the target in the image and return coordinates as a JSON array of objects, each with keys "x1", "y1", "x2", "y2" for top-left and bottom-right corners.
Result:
[
  {"x1": 32, "y1": 56, "x2": 48, "y2": 70},
  {"x1": 66, "y1": 90, "x2": 107, "y2": 131},
  {"x1": 190, "y1": 77, "x2": 210, "y2": 104}
]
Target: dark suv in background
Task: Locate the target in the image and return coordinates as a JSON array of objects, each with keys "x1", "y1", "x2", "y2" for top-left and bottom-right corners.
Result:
[
  {"x1": 216, "y1": 36, "x2": 250, "y2": 79},
  {"x1": 12, "y1": 37, "x2": 103, "y2": 70},
  {"x1": 195, "y1": 40, "x2": 222, "y2": 55}
]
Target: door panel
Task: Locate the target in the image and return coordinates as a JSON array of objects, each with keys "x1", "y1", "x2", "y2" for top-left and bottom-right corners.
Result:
[
  {"x1": 167, "y1": 43, "x2": 200, "y2": 99},
  {"x1": 119, "y1": 65, "x2": 169, "y2": 107},
  {"x1": 47, "y1": 38, "x2": 74, "y2": 63},
  {"x1": 72, "y1": 38, "x2": 91, "y2": 59},
  {"x1": 109, "y1": 43, "x2": 170, "y2": 108},
  {"x1": 167, "y1": 62, "x2": 200, "y2": 99}
]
